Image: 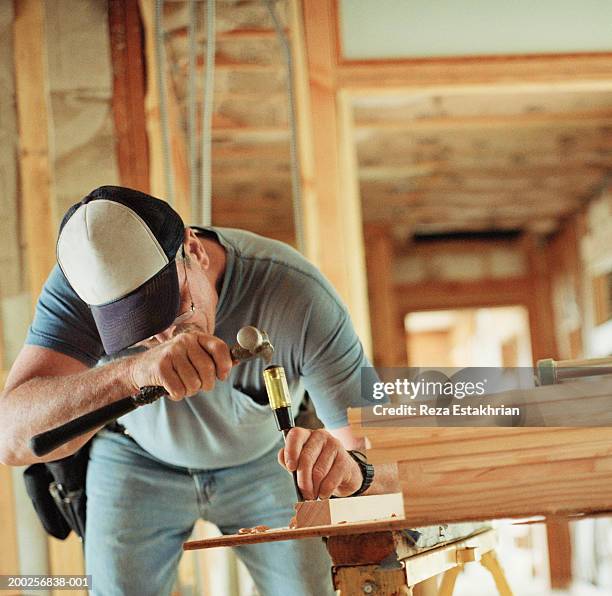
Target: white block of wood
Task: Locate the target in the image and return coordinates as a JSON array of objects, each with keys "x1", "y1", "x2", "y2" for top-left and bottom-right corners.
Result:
[{"x1": 294, "y1": 492, "x2": 405, "y2": 528}]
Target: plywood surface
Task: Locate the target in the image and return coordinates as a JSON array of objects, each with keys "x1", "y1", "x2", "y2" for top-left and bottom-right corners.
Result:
[{"x1": 183, "y1": 517, "x2": 416, "y2": 550}]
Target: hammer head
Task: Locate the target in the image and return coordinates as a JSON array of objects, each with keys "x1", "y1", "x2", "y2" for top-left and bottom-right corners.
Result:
[{"x1": 231, "y1": 326, "x2": 275, "y2": 364}]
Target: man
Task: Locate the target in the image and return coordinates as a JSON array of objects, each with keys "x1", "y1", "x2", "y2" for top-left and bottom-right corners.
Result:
[{"x1": 0, "y1": 186, "x2": 395, "y2": 595}]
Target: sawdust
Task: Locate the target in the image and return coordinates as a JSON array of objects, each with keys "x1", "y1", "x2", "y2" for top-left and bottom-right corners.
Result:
[{"x1": 238, "y1": 525, "x2": 270, "y2": 534}]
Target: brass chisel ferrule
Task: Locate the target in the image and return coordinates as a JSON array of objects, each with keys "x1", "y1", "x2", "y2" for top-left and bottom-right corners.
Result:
[{"x1": 263, "y1": 365, "x2": 292, "y2": 409}]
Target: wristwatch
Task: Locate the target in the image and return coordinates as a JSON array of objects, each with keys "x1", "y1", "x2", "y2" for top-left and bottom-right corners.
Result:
[{"x1": 347, "y1": 450, "x2": 375, "y2": 496}]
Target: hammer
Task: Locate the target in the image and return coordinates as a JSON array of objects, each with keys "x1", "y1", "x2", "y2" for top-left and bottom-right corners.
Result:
[{"x1": 30, "y1": 326, "x2": 275, "y2": 457}]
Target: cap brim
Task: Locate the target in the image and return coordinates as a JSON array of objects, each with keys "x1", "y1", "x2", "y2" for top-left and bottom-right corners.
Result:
[{"x1": 91, "y1": 261, "x2": 180, "y2": 354}]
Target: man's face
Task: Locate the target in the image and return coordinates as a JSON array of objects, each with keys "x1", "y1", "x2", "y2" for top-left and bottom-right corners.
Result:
[{"x1": 133, "y1": 254, "x2": 217, "y2": 349}]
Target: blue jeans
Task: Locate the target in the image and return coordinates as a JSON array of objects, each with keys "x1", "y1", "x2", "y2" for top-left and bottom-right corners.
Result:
[{"x1": 85, "y1": 430, "x2": 334, "y2": 596}]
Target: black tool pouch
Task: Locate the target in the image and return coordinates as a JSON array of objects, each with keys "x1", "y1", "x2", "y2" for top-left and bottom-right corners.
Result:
[
  {"x1": 23, "y1": 463, "x2": 71, "y2": 540},
  {"x1": 23, "y1": 441, "x2": 91, "y2": 541}
]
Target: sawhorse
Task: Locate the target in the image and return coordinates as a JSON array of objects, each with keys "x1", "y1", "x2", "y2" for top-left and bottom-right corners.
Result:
[{"x1": 327, "y1": 528, "x2": 512, "y2": 595}]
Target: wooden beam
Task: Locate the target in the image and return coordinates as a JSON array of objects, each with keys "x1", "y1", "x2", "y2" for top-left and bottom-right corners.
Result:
[
  {"x1": 166, "y1": 69, "x2": 190, "y2": 221},
  {"x1": 547, "y1": 217, "x2": 586, "y2": 359},
  {"x1": 138, "y1": 0, "x2": 190, "y2": 220},
  {"x1": 298, "y1": 0, "x2": 372, "y2": 354},
  {"x1": 337, "y1": 54, "x2": 612, "y2": 92},
  {"x1": 48, "y1": 534, "x2": 87, "y2": 596},
  {"x1": 169, "y1": 26, "x2": 286, "y2": 41},
  {"x1": 15, "y1": 5, "x2": 94, "y2": 586},
  {"x1": 523, "y1": 234, "x2": 558, "y2": 361},
  {"x1": 138, "y1": 0, "x2": 164, "y2": 199},
  {"x1": 546, "y1": 519, "x2": 572, "y2": 590},
  {"x1": 348, "y1": 401, "x2": 612, "y2": 526},
  {"x1": 355, "y1": 109, "x2": 612, "y2": 131},
  {"x1": 365, "y1": 225, "x2": 406, "y2": 366},
  {"x1": 0, "y1": 466, "x2": 19, "y2": 577},
  {"x1": 395, "y1": 277, "x2": 532, "y2": 314},
  {"x1": 109, "y1": 0, "x2": 150, "y2": 193},
  {"x1": 211, "y1": 126, "x2": 290, "y2": 139},
  {"x1": 358, "y1": 163, "x2": 612, "y2": 183},
  {"x1": 13, "y1": 0, "x2": 56, "y2": 308},
  {"x1": 397, "y1": 238, "x2": 522, "y2": 258}
]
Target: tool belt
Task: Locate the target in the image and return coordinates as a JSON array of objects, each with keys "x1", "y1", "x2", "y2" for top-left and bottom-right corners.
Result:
[
  {"x1": 23, "y1": 440, "x2": 91, "y2": 541},
  {"x1": 23, "y1": 422, "x2": 133, "y2": 541}
]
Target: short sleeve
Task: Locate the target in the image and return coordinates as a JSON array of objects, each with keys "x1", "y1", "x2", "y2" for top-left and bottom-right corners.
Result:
[
  {"x1": 26, "y1": 265, "x2": 104, "y2": 367},
  {"x1": 299, "y1": 283, "x2": 377, "y2": 429}
]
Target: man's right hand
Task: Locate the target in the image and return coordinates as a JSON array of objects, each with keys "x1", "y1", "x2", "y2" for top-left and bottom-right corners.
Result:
[{"x1": 127, "y1": 331, "x2": 233, "y2": 400}]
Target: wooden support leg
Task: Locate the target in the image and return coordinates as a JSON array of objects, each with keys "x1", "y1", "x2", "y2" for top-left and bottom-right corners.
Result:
[
  {"x1": 480, "y1": 551, "x2": 513, "y2": 596},
  {"x1": 327, "y1": 531, "x2": 413, "y2": 595},
  {"x1": 334, "y1": 565, "x2": 411, "y2": 596},
  {"x1": 412, "y1": 576, "x2": 438, "y2": 596},
  {"x1": 438, "y1": 566, "x2": 462, "y2": 596}
]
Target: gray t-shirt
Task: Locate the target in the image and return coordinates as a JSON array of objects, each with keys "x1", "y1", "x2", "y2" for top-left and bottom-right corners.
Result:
[{"x1": 26, "y1": 227, "x2": 373, "y2": 469}]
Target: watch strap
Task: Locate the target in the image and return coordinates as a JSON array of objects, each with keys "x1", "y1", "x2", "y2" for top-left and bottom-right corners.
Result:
[{"x1": 347, "y1": 450, "x2": 375, "y2": 497}]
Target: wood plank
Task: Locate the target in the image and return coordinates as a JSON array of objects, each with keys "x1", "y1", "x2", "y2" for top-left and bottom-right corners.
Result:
[
  {"x1": 360, "y1": 164, "x2": 609, "y2": 183},
  {"x1": 398, "y1": 455, "x2": 612, "y2": 524},
  {"x1": 395, "y1": 277, "x2": 532, "y2": 313},
  {"x1": 48, "y1": 535, "x2": 86, "y2": 596},
  {"x1": 170, "y1": 26, "x2": 284, "y2": 41},
  {"x1": 166, "y1": 65, "x2": 190, "y2": 221},
  {"x1": 350, "y1": 379, "x2": 612, "y2": 525},
  {"x1": 356, "y1": 109, "x2": 612, "y2": 131},
  {"x1": 15, "y1": 6, "x2": 89, "y2": 585},
  {"x1": 0, "y1": 465, "x2": 19, "y2": 576},
  {"x1": 298, "y1": 0, "x2": 372, "y2": 356},
  {"x1": 548, "y1": 218, "x2": 585, "y2": 359},
  {"x1": 138, "y1": 0, "x2": 165, "y2": 199},
  {"x1": 387, "y1": 434, "x2": 612, "y2": 473},
  {"x1": 338, "y1": 54, "x2": 612, "y2": 92},
  {"x1": 364, "y1": 427, "x2": 612, "y2": 464},
  {"x1": 108, "y1": 0, "x2": 150, "y2": 193},
  {"x1": 404, "y1": 529, "x2": 497, "y2": 585},
  {"x1": 524, "y1": 233, "x2": 558, "y2": 360},
  {"x1": 13, "y1": 0, "x2": 56, "y2": 307},
  {"x1": 139, "y1": 0, "x2": 190, "y2": 219},
  {"x1": 365, "y1": 225, "x2": 406, "y2": 366},
  {"x1": 546, "y1": 519, "x2": 572, "y2": 589},
  {"x1": 184, "y1": 518, "x2": 425, "y2": 550},
  {"x1": 353, "y1": 378, "x2": 612, "y2": 443},
  {"x1": 294, "y1": 493, "x2": 404, "y2": 528}
]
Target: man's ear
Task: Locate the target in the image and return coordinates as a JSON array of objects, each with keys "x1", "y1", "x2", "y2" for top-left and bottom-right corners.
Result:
[{"x1": 183, "y1": 228, "x2": 209, "y2": 269}]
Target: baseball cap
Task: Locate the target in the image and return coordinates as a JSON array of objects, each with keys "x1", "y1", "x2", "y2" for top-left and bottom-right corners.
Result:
[{"x1": 56, "y1": 186, "x2": 185, "y2": 354}]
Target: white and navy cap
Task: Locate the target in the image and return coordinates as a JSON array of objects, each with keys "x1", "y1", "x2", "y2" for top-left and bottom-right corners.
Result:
[{"x1": 56, "y1": 186, "x2": 185, "y2": 354}]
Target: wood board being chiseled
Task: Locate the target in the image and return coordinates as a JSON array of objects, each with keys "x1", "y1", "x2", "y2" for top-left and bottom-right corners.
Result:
[{"x1": 294, "y1": 492, "x2": 404, "y2": 528}]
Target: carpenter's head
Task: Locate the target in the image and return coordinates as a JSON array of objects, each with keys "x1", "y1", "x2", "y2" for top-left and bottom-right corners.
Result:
[{"x1": 56, "y1": 186, "x2": 215, "y2": 354}]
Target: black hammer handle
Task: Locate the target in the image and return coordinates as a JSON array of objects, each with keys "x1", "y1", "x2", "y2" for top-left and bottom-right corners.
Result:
[{"x1": 30, "y1": 386, "x2": 166, "y2": 457}]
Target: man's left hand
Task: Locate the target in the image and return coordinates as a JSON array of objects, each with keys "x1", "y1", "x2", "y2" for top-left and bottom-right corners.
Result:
[{"x1": 277, "y1": 428, "x2": 362, "y2": 500}]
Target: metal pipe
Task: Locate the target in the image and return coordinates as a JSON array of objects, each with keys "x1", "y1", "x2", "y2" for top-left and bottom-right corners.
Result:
[{"x1": 536, "y1": 356, "x2": 612, "y2": 385}]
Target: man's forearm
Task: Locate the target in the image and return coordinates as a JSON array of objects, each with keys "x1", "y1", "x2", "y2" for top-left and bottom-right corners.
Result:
[
  {"x1": 328, "y1": 427, "x2": 401, "y2": 496},
  {"x1": 0, "y1": 358, "x2": 135, "y2": 466}
]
